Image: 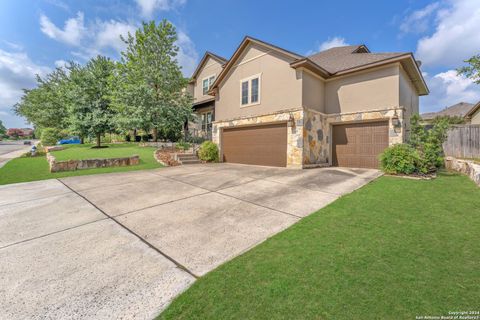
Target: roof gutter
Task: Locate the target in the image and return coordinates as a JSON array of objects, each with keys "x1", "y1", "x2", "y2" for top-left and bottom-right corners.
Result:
[{"x1": 290, "y1": 58, "x2": 330, "y2": 78}]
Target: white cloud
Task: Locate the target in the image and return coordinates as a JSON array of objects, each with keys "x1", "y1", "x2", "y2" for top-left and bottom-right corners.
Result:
[
  {"x1": 0, "y1": 49, "x2": 50, "y2": 126},
  {"x1": 176, "y1": 30, "x2": 198, "y2": 76},
  {"x1": 318, "y1": 37, "x2": 349, "y2": 51},
  {"x1": 94, "y1": 20, "x2": 137, "y2": 52},
  {"x1": 400, "y1": 2, "x2": 440, "y2": 34},
  {"x1": 54, "y1": 59, "x2": 68, "y2": 68},
  {"x1": 40, "y1": 12, "x2": 86, "y2": 46},
  {"x1": 307, "y1": 37, "x2": 349, "y2": 55},
  {"x1": 415, "y1": 0, "x2": 480, "y2": 68},
  {"x1": 39, "y1": 12, "x2": 137, "y2": 59},
  {"x1": 421, "y1": 70, "x2": 480, "y2": 113},
  {"x1": 136, "y1": 0, "x2": 187, "y2": 17}
]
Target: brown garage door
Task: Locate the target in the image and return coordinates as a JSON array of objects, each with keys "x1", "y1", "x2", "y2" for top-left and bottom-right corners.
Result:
[
  {"x1": 332, "y1": 121, "x2": 389, "y2": 169},
  {"x1": 222, "y1": 123, "x2": 287, "y2": 167}
]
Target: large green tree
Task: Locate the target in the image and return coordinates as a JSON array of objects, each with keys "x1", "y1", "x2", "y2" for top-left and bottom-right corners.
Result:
[
  {"x1": 67, "y1": 56, "x2": 117, "y2": 147},
  {"x1": 13, "y1": 67, "x2": 70, "y2": 130},
  {"x1": 457, "y1": 54, "x2": 480, "y2": 84},
  {"x1": 115, "y1": 20, "x2": 193, "y2": 141}
]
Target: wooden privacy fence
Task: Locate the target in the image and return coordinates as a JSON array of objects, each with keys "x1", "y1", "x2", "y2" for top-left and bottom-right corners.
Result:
[{"x1": 443, "y1": 125, "x2": 480, "y2": 159}]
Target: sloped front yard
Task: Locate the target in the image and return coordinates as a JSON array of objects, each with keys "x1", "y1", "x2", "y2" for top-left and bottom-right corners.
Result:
[
  {"x1": 0, "y1": 143, "x2": 162, "y2": 185},
  {"x1": 159, "y1": 173, "x2": 480, "y2": 320}
]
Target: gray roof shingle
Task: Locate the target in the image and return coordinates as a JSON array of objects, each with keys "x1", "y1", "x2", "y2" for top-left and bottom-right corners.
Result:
[
  {"x1": 421, "y1": 102, "x2": 476, "y2": 120},
  {"x1": 307, "y1": 45, "x2": 406, "y2": 74}
]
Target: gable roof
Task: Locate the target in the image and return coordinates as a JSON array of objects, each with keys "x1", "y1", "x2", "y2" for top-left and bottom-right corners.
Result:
[
  {"x1": 465, "y1": 101, "x2": 480, "y2": 118},
  {"x1": 207, "y1": 36, "x2": 429, "y2": 96},
  {"x1": 421, "y1": 102, "x2": 476, "y2": 120},
  {"x1": 189, "y1": 51, "x2": 227, "y2": 81},
  {"x1": 209, "y1": 36, "x2": 304, "y2": 93}
]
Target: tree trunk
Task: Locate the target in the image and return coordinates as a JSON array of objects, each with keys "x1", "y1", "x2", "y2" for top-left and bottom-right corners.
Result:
[
  {"x1": 80, "y1": 136, "x2": 85, "y2": 144},
  {"x1": 96, "y1": 133, "x2": 101, "y2": 148},
  {"x1": 153, "y1": 127, "x2": 158, "y2": 142}
]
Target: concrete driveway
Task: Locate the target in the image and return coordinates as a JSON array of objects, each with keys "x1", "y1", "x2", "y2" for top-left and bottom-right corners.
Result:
[{"x1": 0, "y1": 163, "x2": 381, "y2": 319}]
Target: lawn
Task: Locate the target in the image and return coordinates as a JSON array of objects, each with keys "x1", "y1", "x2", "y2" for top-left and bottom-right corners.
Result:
[
  {"x1": 0, "y1": 143, "x2": 162, "y2": 185},
  {"x1": 159, "y1": 173, "x2": 480, "y2": 320}
]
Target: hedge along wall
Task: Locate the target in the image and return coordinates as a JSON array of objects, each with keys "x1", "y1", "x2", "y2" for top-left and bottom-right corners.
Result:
[{"x1": 46, "y1": 153, "x2": 140, "y2": 172}]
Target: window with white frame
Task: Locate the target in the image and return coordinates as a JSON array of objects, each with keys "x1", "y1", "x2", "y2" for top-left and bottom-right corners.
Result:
[
  {"x1": 202, "y1": 75, "x2": 215, "y2": 95},
  {"x1": 240, "y1": 74, "x2": 261, "y2": 106}
]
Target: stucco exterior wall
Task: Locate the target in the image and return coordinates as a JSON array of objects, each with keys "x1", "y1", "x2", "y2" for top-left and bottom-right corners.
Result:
[
  {"x1": 215, "y1": 43, "x2": 302, "y2": 121},
  {"x1": 324, "y1": 64, "x2": 400, "y2": 114},
  {"x1": 399, "y1": 66, "x2": 419, "y2": 139},
  {"x1": 471, "y1": 109, "x2": 480, "y2": 125},
  {"x1": 193, "y1": 57, "x2": 224, "y2": 104},
  {"x1": 302, "y1": 70, "x2": 325, "y2": 113}
]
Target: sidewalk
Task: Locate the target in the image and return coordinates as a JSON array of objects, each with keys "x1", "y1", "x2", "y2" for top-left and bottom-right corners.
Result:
[{"x1": 0, "y1": 145, "x2": 33, "y2": 168}]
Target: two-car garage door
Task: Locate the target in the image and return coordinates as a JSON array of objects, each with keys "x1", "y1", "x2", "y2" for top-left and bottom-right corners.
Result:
[
  {"x1": 222, "y1": 123, "x2": 287, "y2": 167},
  {"x1": 221, "y1": 120, "x2": 389, "y2": 169},
  {"x1": 332, "y1": 121, "x2": 389, "y2": 169}
]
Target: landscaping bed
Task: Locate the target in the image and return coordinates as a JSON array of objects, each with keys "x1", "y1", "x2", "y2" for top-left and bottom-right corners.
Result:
[{"x1": 159, "y1": 173, "x2": 480, "y2": 319}]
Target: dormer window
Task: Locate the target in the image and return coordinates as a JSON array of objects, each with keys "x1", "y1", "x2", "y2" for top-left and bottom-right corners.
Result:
[
  {"x1": 202, "y1": 75, "x2": 215, "y2": 95},
  {"x1": 240, "y1": 73, "x2": 261, "y2": 107}
]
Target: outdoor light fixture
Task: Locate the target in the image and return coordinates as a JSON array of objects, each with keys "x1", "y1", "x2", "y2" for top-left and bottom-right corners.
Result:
[
  {"x1": 287, "y1": 113, "x2": 295, "y2": 127},
  {"x1": 391, "y1": 110, "x2": 400, "y2": 127}
]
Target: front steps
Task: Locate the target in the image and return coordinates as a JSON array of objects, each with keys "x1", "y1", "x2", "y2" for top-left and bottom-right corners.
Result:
[{"x1": 176, "y1": 153, "x2": 202, "y2": 165}]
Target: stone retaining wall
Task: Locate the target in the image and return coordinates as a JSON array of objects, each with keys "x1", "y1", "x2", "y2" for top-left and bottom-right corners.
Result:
[
  {"x1": 444, "y1": 156, "x2": 480, "y2": 186},
  {"x1": 47, "y1": 153, "x2": 140, "y2": 173}
]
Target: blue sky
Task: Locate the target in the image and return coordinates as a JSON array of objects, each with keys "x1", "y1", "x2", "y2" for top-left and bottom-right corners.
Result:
[{"x1": 1, "y1": 0, "x2": 479, "y2": 127}]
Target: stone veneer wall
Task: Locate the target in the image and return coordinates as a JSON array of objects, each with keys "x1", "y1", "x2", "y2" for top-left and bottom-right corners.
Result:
[
  {"x1": 212, "y1": 108, "x2": 304, "y2": 168},
  {"x1": 47, "y1": 153, "x2": 140, "y2": 173},
  {"x1": 445, "y1": 156, "x2": 480, "y2": 186},
  {"x1": 302, "y1": 107, "x2": 405, "y2": 166},
  {"x1": 302, "y1": 109, "x2": 328, "y2": 165}
]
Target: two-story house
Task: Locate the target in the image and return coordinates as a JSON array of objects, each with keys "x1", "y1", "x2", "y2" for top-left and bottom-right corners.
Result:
[
  {"x1": 188, "y1": 36, "x2": 428, "y2": 169},
  {"x1": 186, "y1": 52, "x2": 227, "y2": 140}
]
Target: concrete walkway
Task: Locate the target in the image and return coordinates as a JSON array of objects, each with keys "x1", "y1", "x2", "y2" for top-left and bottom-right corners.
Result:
[{"x1": 0, "y1": 163, "x2": 381, "y2": 319}]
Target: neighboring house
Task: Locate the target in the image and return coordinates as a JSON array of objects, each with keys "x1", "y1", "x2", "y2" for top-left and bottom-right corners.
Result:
[
  {"x1": 465, "y1": 101, "x2": 480, "y2": 125},
  {"x1": 421, "y1": 102, "x2": 475, "y2": 124},
  {"x1": 188, "y1": 36, "x2": 428, "y2": 169},
  {"x1": 186, "y1": 52, "x2": 227, "y2": 139}
]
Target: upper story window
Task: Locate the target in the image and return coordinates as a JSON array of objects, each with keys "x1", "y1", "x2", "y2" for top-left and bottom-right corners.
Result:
[
  {"x1": 240, "y1": 73, "x2": 261, "y2": 107},
  {"x1": 202, "y1": 75, "x2": 215, "y2": 95}
]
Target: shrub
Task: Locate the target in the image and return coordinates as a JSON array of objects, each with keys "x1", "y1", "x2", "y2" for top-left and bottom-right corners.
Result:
[
  {"x1": 198, "y1": 141, "x2": 219, "y2": 162},
  {"x1": 177, "y1": 140, "x2": 191, "y2": 151},
  {"x1": 380, "y1": 144, "x2": 422, "y2": 175},
  {"x1": 407, "y1": 114, "x2": 451, "y2": 173},
  {"x1": 40, "y1": 128, "x2": 61, "y2": 146}
]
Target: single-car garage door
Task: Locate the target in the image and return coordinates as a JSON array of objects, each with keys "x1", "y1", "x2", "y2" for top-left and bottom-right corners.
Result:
[
  {"x1": 332, "y1": 121, "x2": 389, "y2": 169},
  {"x1": 222, "y1": 123, "x2": 287, "y2": 167}
]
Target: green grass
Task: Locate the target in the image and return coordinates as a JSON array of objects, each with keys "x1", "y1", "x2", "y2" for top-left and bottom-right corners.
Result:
[
  {"x1": 0, "y1": 143, "x2": 162, "y2": 185},
  {"x1": 159, "y1": 173, "x2": 480, "y2": 320}
]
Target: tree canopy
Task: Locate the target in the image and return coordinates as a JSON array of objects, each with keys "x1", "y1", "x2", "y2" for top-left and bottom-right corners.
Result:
[
  {"x1": 67, "y1": 56, "x2": 117, "y2": 147},
  {"x1": 115, "y1": 20, "x2": 192, "y2": 141},
  {"x1": 13, "y1": 68, "x2": 70, "y2": 130},
  {"x1": 457, "y1": 54, "x2": 480, "y2": 84},
  {"x1": 13, "y1": 19, "x2": 193, "y2": 146}
]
